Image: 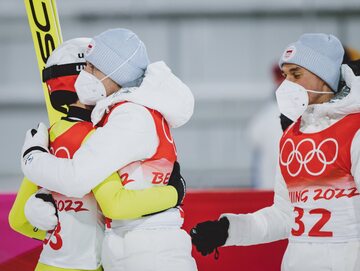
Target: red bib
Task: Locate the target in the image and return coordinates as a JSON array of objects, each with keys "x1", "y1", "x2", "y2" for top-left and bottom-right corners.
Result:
[{"x1": 279, "y1": 113, "x2": 360, "y2": 242}]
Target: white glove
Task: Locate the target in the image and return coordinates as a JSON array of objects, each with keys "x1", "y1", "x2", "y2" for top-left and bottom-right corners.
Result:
[
  {"x1": 127, "y1": 61, "x2": 194, "y2": 128},
  {"x1": 316, "y1": 64, "x2": 360, "y2": 117},
  {"x1": 341, "y1": 64, "x2": 360, "y2": 89},
  {"x1": 21, "y1": 122, "x2": 49, "y2": 167},
  {"x1": 24, "y1": 188, "x2": 58, "y2": 231},
  {"x1": 91, "y1": 61, "x2": 194, "y2": 128}
]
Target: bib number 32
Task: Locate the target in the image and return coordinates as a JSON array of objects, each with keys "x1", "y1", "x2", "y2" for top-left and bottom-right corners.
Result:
[{"x1": 291, "y1": 207, "x2": 333, "y2": 237}]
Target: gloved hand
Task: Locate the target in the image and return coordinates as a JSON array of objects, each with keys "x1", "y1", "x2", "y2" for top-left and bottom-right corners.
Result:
[
  {"x1": 342, "y1": 64, "x2": 356, "y2": 89},
  {"x1": 24, "y1": 188, "x2": 58, "y2": 231},
  {"x1": 134, "y1": 61, "x2": 194, "y2": 128},
  {"x1": 316, "y1": 61, "x2": 360, "y2": 117},
  {"x1": 341, "y1": 61, "x2": 360, "y2": 89},
  {"x1": 90, "y1": 62, "x2": 172, "y2": 125},
  {"x1": 21, "y1": 122, "x2": 49, "y2": 166},
  {"x1": 91, "y1": 61, "x2": 194, "y2": 128},
  {"x1": 167, "y1": 161, "x2": 186, "y2": 206},
  {"x1": 190, "y1": 217, "x2": 230, "y2": 256}
]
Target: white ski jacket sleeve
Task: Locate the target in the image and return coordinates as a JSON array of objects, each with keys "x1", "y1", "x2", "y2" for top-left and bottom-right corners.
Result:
[
  {"x1": 22, "y1": 103, "x2": 158, "y2": 198},
  {"x1": 221, "y1": 164, "x2": 292, "y2": 246}
]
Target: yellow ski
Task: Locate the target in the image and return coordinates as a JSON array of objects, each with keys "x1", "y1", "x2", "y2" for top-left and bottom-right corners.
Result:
[{"x1": 24, "y1": 0, "x2": 63, "y2": 125}]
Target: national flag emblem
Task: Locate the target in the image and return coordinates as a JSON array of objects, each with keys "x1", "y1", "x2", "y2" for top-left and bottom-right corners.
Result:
[
  {"x1": 85, "y1": 41, "x2": 95, "y2": 56},
  {"x1": 283, "y1": 46, "x2": 296, "y2": 61}
]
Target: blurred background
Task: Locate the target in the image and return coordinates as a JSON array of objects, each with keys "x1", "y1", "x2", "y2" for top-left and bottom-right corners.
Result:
[{"x1": 1, "y1": 0, "x2": 360, "y2": 192}]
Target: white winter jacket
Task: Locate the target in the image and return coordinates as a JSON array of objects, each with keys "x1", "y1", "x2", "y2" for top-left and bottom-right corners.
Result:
[{"x1": 222, "y1": 75, "x2": 360, "y2": 246}]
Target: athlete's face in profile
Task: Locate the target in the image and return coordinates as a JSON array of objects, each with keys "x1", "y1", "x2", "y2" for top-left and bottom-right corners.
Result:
[
  {"x1": 281, "y1": 63, "x2": 334, "y2": 105},
  {"x1": 85, "y1": 62, "x2": 121, "y2": 97}
]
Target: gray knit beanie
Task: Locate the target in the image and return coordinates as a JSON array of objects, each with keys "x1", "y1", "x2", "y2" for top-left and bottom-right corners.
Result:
[
  {"x1": 279, "y1": 33, "x2": 344, "y2": 91},
  {"x1": 85, "y1": 28, "x2": 149, "y2": 87}
]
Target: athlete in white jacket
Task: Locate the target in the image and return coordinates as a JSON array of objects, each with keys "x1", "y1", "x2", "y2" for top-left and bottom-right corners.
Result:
[
  {"x1": 191, "y1": 33, "x2": 360, "y2": 271},
  {"x1": 21, "y1": 28, "x2": 197, "y2": 271},
  {"x1": 21, "y1": 29, "x2": 194, "y2": 199}
]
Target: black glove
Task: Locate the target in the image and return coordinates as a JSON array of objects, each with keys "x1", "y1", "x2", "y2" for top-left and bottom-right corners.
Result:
[
  {"x1": 167, "y1": 161, "x2": 186, "y2": 206},
  {"x1": 190, "y1": 217, "x2": 229, "y2": 257},
  {"x1": 142, "y1": 161, "x2": 186, "y2": 217}
]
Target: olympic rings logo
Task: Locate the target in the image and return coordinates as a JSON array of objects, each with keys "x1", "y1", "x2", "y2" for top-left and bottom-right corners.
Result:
[
  {"x1": 50, "y1": 146, "x2": 70, "y2": 159},
  {"x1": 280, "y1": 138, "x2": 338, "y2": 177}
]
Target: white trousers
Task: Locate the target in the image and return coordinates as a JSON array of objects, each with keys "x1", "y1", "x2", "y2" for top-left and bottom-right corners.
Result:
[
  {"x1": 102, "y1": 227, "x2": 197, "y2": 271},
  {"x1": 281, "y1": 240, "x2": 360, "y2": 271}
]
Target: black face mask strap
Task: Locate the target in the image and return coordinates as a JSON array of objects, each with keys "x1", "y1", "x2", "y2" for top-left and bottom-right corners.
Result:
[{"x1": 42, "y1": 62, "x2": 86, "y2": 82}]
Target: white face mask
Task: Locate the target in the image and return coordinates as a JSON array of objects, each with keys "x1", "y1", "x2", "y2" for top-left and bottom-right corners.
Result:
[
  {"x1": 75, "y1": 51, "x2": 142, "y2": 105},
  {"x1": 75, "y1": 70, "x2": 107, "y2": 105},
  {"x1": 275, "y1": 80, "x2": 333, "y2": 121}
]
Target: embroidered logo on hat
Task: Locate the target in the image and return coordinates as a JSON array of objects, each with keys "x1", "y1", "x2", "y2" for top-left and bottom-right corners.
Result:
[
  {"x1": 283, "y1": 46, "x2": 296, "y2": 61},
  {"x1": 85, "y1": 41, "x2": 95, "y2": 56}
]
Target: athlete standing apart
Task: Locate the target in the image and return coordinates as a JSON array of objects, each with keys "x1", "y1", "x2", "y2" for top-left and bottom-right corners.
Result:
[{"x1": 191, "y1": 33, "x2": 360, "y2": 271}]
